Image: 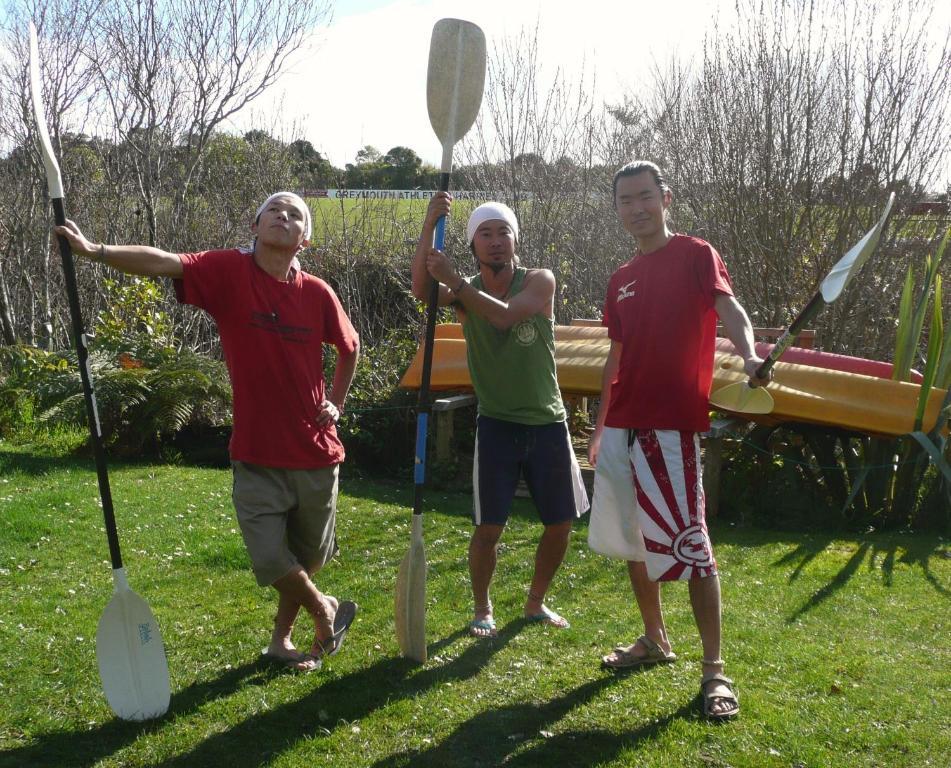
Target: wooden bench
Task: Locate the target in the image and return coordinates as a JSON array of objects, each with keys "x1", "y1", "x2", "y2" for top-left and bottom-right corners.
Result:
[
  {"x1": 433, "y1": 393, "x2": 476, "y2": 464},
  {"x1": 702, "y1": 416, "x2": 749, "y2": 517}
]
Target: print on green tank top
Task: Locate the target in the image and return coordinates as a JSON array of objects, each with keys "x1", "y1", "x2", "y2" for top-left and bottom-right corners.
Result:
[{"x1": 462, "y1": 267, "x2": 566, "y2": 425}]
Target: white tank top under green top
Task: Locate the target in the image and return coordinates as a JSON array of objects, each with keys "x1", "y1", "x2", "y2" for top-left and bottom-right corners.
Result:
[{"x1": 462, "y1": 267, "x2": 567, "y2": 425}]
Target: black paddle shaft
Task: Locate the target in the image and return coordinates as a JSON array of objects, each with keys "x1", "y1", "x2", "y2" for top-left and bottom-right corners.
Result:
[
  {"x1": 756, "y1": 292, "x2": 826, "y2": 379},
  {"x1": 50, "y1": 196, "x2": 123, "y2": 569},
  {"x1": 413, "y1": 171, "x2": 451, "y2": 515}
]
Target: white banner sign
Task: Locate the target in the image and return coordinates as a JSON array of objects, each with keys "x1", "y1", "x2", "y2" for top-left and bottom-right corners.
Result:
[{"x1": 310, "y1": 189, "x2": 500, "y2": 201}]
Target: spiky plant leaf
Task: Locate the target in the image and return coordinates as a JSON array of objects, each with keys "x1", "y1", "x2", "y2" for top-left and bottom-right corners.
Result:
[
  {"x1": 914, "y1": 276, "x2": 943, "y2": 432},
  {"x1": 892, "y1": 265, "x2": 917, "y2": 381}
]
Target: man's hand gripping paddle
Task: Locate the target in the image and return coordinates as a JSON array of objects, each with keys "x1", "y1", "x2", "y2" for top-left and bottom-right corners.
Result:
[
  {"x1": 709, "y1": 193, "x2": 895, "y2": 415},
  {"x1": 395, "y1": 19, "x2": 486, "y2": 662},
  {"x1": 28, "y1": 22, "x2": 170, "y2": 720}
]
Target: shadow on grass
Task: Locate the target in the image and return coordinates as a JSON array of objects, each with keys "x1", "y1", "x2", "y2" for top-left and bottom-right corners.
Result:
[
  {"x1": 369, "y1": 680, "x2": 697, "y2": 768},
  {"x1": 0, "y1": 447, "x2": 90, "y2": 477},
  {"x1": 774, "y1": 534, "x2": 950, "y2": 623},
  {"x1": 0, "y1": 622, "x2": 511, "y2": 768},
  {"x1": 0, "y1": 659, "x2": 263, "y2": 768},
  {"x1": 144, "y1": 620, "x2": 525, "y2": 768},
  {"x1": 894, "y1": 535, "x2": 950, "y2": 598},
  {"x1": 770, "y1": 532, "x2": 838, "y2": 582},
  {"x1": 785, "y1": 541, "x2": 871, "y2": 623}
]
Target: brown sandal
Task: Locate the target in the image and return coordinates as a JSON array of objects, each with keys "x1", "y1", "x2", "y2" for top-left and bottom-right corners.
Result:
[
  {"x1": 601, "y1": 635, "x2": 677, "y2": 669},
  {"x1": 700, "y1": 672, "x2": 739, "y2": 720}
]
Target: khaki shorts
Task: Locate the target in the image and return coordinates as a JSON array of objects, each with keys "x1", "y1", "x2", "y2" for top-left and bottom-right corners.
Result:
[{"x1": 232, "y1": 461, "x2": 339, "y2": 586}]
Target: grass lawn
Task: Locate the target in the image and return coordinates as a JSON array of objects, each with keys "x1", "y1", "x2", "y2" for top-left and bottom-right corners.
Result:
[
  {"x1": 307, "y1": 197, "x2": 483, "y2": 246},
  {"x1": 0, "y1": 441, "x2": 948, "y2": 767}
]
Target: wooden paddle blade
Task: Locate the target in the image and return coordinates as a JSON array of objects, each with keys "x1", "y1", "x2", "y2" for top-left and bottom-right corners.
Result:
[
  {"x1": 820, "y1": 192, "x2": 894, "y2": 303},
  {"x1": 709, "y1": 381, "x2": 775, "y2": 415},
  {"x1": 395, "y1": 515, "x2": 427, "y2": 662},
  {"x1": 427, "y1": 19, "x2": 486, "y2": 168},
  {"x1": 96, "y1": 571, "x2": 170, "y2": 721}
]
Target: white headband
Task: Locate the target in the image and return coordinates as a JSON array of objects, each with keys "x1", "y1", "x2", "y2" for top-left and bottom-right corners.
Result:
[
  {"x1": 466, "y1": 202, "x2": 519, "y2": 245},
  {"x1": 255, "y1": 192, "x2": 312, "y2": 241}
]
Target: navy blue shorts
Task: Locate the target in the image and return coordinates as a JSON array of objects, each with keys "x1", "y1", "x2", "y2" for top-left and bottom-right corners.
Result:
[{"x1": 472, "y1": 415, "x2": 589, "y2": 527}]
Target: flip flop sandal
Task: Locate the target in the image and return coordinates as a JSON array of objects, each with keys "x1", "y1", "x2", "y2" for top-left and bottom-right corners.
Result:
[
  {"x1": 304, "y1": 600, "x2": 359, "y2": 663},
  {"x1": 525, "y1": 609, "x2": 570, "y2": 629},
  {"x1": 601, "y1": 635, "x2": 677, "y2": 669},
  {"x1": 260, "y1": 649, "x2": 309, "y2": 670},
  {"x1": 700, "y1": 673, "x2": 739, "y2": 721},
  {"x1": 468, "y1": 617, "x2": 497, "y2": 638}
]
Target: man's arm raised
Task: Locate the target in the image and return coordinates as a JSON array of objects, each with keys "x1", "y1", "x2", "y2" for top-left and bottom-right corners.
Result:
[
  {"x1": 450, "y1": 267, "x2": 554, "y2": 330},
  {"x1": 55, "y1": 219, "x2": 183, "y2": 279},
  {"x1": 411, "y1": 193, "x2": 455, "y2": 308}
]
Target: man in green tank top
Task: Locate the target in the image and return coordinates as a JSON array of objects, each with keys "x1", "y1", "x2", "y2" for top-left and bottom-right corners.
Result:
[{"x1": 412, "y1": 194, "x2": 589, "y2": 638}]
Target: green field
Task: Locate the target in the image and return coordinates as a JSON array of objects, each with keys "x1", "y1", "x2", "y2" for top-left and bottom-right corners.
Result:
[
  {"x1": 307, "y1": 197, "x2": 484, "y2": 246},
  {"x1": 1, "y1": 440, "x2": 949, "y2": 767}
]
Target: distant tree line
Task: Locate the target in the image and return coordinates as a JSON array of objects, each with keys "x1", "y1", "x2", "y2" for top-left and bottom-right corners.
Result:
[{"x1": 0, "y1": 0, "x2": 948, "y2": 361}]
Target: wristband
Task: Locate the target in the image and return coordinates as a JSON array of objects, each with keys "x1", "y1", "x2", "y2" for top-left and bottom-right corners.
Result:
[
  {"x1": 453, "y1": 278, "x2": 467, "y2": 294},
  {"x1": 96, "y1": 243, "x2": 106, "y2": 262}
]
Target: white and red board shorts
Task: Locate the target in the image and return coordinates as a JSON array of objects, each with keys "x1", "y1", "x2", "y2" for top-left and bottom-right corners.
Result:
[{"x1": 588, "y1": 427, "x2": 717, "y2": 581}]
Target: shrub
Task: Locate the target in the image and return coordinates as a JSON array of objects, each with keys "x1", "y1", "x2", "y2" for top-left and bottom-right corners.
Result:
[{"x1": 334, "y1": 326, "x2": 421, "y2": 477}]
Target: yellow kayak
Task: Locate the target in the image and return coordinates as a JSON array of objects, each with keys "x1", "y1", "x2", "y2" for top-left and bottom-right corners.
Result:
[{"x1": 400, "y1": 324, "x2": 947, "y2": 437}]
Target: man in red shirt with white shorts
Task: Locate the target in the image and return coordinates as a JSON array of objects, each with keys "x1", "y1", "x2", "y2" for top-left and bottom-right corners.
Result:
[
  {"x1": 588, "y1": 162, "x2": 770, "y2": 720},
  {"x1": 56, "y1": 192, "x2": 359, "y2": 672}
]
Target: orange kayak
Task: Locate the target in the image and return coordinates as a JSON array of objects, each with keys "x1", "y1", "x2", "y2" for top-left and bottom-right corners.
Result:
[{"x1": 400, "y1": 324, "x2": 946, "y2": 437}]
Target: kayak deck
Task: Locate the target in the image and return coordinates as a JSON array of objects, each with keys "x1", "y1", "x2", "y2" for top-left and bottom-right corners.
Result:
[{"x1": 400, "y1": 324, "x2": 945, "y2": 437}]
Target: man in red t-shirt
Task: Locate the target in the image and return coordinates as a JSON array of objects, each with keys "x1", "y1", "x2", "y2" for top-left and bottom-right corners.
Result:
[
  {"x1": 56, "y1": 192, "x2": 360, "y2": 672},
  {"x1": 587, "y1": 162, "x2": 770, "y2": 720}
]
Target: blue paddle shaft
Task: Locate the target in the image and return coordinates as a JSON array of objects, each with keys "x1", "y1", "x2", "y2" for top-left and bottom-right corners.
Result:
[
  {"x1": 411, "y1": 172, "x2": 452, "y2": 515},
  {"x1": 414, "y1": 414, "x2": 429, "y2": 485}
]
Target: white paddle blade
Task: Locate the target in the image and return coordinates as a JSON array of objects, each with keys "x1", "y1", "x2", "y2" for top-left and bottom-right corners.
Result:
[
  {"x1": 820, "y1": 192, "x2": 895, "y2": 303},
  {"x1": 96, "y1": 570, "x2": 170, "y2": 721},
  {"x1": 27, "y1": 22, "x2": 64, "y2": 199},
  {"x1": 427, "y1": 19, "x2": 486, "y2": 170},
  {"x1": 394, "y1": 515, "x2": 427, "y2": 662},
  {"x1": 709, "y1": 381, "x2": 775, "y2": 415}
]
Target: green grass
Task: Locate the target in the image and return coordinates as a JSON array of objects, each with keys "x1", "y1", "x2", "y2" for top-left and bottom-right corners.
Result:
[
  {"x1": 307, "y1": 197, "x2": 483, "y2": 245},
  {"x1": 0, "y1": 440, "x2": 949, "y2": 767}
]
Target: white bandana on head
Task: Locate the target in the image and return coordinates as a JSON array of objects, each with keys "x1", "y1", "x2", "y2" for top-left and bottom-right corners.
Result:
[
  {"x1": 466, "y1": 202, "x2": 519, "y2": 245},
  {"x1": 255, "y1": 192, "x2": 312, "y2": 241}
]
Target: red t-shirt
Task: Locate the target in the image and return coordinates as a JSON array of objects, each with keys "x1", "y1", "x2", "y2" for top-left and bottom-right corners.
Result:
[
  {"x1": 174, "y1": 249, "x2": 359, "y2": 469},
  {"x1": 603, "y1": 235, "x2": 734, "y2": 432}
]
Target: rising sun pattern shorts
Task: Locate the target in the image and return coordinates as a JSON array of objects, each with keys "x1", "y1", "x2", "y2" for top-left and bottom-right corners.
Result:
[{"x1": 588, "y1": 426, "x2": 717, "y2": 581}]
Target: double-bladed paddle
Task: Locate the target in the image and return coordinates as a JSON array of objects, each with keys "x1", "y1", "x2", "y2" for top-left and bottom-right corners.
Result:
[
  {"x1": 28, "y1": 22, "x2": 170, "y2": 720},
  {"x1": 395, "y1": 18, "x2": 486, "y2": 663},
  {"x1": 710, "y1": 193, "x2": 895, "y2": 414}
]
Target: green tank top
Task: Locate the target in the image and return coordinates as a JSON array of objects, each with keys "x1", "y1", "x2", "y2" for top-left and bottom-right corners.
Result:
[{"x1": 462, "y1": 267, "x2": 566, "y2": 425}]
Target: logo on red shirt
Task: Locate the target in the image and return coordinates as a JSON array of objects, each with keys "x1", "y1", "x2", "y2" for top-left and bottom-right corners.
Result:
[{"x1": 617, "y1": 279, "x2": 637, "y2": 302}]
